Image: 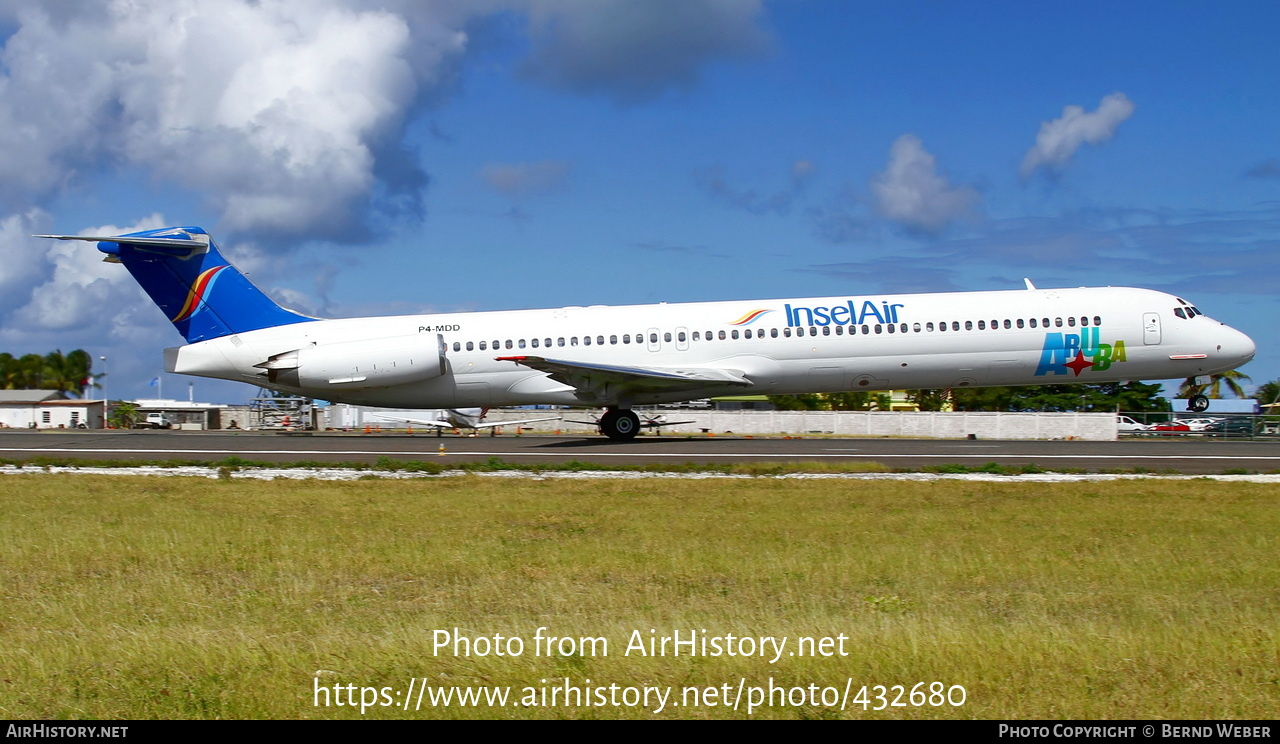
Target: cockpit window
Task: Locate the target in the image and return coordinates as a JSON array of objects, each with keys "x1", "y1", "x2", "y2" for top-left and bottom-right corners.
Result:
[{"x1": 1174, "y1": 308, "x2": 1187, "y2": 319}]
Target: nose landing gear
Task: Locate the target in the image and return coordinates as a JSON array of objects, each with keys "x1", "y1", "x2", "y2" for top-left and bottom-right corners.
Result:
[{"x1": 1187, "y1": 394, "x2": 1210, "y2": 412}]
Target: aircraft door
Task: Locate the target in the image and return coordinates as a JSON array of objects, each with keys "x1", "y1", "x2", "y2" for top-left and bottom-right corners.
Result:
[
  {"x1": 675, "y1": 326, "x2": 689, "y2": 351},
  {"x1": 646, "y1": 327, "x2": 661, "y2": 352},
  {"x1": 1142, "y1": 313, "x2": 1161, "y2": 345}
]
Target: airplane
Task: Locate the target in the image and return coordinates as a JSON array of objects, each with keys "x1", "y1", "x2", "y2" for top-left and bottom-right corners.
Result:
[
  {"x1": 37, "y1": 226, "x2": 1256, "y2": 440},
  {"x1": 369, "y1": 407, "x2": 561, "y2": 436}
]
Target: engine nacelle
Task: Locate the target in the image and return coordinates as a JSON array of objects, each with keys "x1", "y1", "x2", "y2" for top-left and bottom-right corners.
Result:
[{"x1": 258, "y1": 334, "x2": 446, "y2": 390}]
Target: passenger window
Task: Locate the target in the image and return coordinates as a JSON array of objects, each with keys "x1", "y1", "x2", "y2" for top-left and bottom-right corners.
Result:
[
  {"x1": 1080, "y1": 317, "x2": 1089, "y2": 327},
  {"x1": 1093, "y1": 316, "x2": 1102, "y2": 325},
  {"x1": 743, "y1": 329, "x2": 752, "y2": 339},
  {"x1": 466, "y1": 341, "x2": 474, "y2": 351},
  {"x1": 835, "y1": 325, "x2": 843, "y2": 335},
  {"x1": 926, "y1": 322, "x2": 934, "y2": 332},
  {"x1": 452, "y1": 342, "x2": 461, "y2": 352},
  {"x1": 479, "y1": 341, "x2": 487, "y2": 350},
  {"x1": 505, "y1": 340, "x2": 513, "y2": 349},
  {"x1": 886, "y1": 324, "x2": 895, "y2": 334},
  {"x1": 718, "y1": 330, "x2": 726, "y2": 340},
  {"x1": 1016, "y1": 319, "x2": 1024, "y2": 329},
  {"x1": 623, "y1": 334, "x2": 630, "y2": 344},
  {"x1": 1004, "y1": 319, "x2": 1011, "y2": 329},
  {"x1": 650, "y1": 333, "x2": 658, "y2": 344},
  {"x1": 545, "y1": 338, "x2": 552, "y2": 347},
  {"x1": 583, "y1": 336, "x2": 592, "y2": 346},
  {"x1": 677, "y1": 332, "x2": 686, "y2": 342},
  {"x1": 913, "y1": 323, "x2": 921, "y2": 332},
  {"x1": 731, "y1": 330, "x2": 740, "y2": 340},
  {"x1": 783, "y1": 327, "x2": 792, "y2": 337},
  {"x1": 862, "y1": 325, "x2": 870, "y2": 334},
  {"x1": 531, "y1": 339, "x2": 539, "y2": 348},
  {"x1": 597, "y1": 336, "x2": 604, "y2": 345},
  {"x1": 809, "y1": 327, "x2": 818, "y2": 336},
  {"x1": 874, "y1": 324, "x2": 883, "y2": 334},
  {"x1": 571, "y1": 337, "x2": 578, "y2": 346},
  {"x1": 978, "y1": 320, "x2": 986, "y2": 330},
  {"x1": 664, "y1": 332, "x2": 672, "y2": 342},
  {"x1": 823, "y1": 326, "x2": 831, "y2": 336},
  {"x1": 900, "y1": 323, "x2": 908, "y2": 333},
  {"x1": 692, "y1": 332, "x2": 700, "y2": 341},
  {"x1": 952, "y1": 322, "x2": 960, "y2": 331},
  {"x1": 1054, "y1": 318, "x2": 1063, "y2": 327},
  {"x1": 965, "y1": 321, "x2": 973, "y2": 331},
  {"x1": 770, "y1": 328, "x2": 778, "y2": 338},
  {"x1": 1067, "y1": 317, "x2": 1076, "y2": 327},
  {"x1": 518, "y1": 339, "x2": 526, "y2": 349},
  {"x1": 558, "y1": 338, "x2": 565, "y2": 347}
]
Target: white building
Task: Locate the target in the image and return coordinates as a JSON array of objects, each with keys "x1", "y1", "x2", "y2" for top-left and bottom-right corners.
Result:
[{"x1": 0, "y1": 391, "x2": 106, "y2": 429}]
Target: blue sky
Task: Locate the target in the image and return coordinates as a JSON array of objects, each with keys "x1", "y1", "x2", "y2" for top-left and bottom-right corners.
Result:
[{"x1": 0, "y1": 1, "x2": 1276, "y2": 403}]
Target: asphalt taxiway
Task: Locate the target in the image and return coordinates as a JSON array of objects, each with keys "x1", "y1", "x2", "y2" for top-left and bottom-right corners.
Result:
[{"x1": 3, "y1": 430, "x2": 1280, "y2": 474}]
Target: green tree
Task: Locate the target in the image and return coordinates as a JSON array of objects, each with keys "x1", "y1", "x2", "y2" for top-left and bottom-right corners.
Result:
[
  {"x1": 108, "y1": 401, "x2": 139, "y2": 429},
  {"x1": 1178, "y1": 369, "x2": 1251, "y2": 399},
  {"x1": 766, "y1": 394, "x2": 827, "y2": 411},
  {"x1": 906, "y1": 389, "x2": 949, "y2": 411},
  {"x1": 41, "y1": 349, "x2": 96, "y2": 397},
  {"x1": 1253, "y1": 379, "x2": 1280, "y2": 407}
]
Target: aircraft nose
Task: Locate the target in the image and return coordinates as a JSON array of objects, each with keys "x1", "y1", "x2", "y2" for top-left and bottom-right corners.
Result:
[{"x1": 1217, "y1": 324, "x2": 1256, "y2": 367}]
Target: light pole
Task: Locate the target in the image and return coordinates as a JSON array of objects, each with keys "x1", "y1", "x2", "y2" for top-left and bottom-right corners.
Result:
[{"x1": 99, "y1": 355, "x2": 108, "y2": 426}]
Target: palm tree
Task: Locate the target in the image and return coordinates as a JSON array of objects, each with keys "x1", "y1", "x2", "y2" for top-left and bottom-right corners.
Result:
[
  {"x1": 1178, "y1": 369, "x2": 1252, "y2": 399},
  {"x1": 41, "y1": 349, "x2": 96, "y2": 397}
]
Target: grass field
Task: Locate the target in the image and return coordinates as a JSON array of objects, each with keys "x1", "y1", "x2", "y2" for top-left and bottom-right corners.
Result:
[{"x1": 1, "y1": 473, "x2": 1277, "y2": 719}]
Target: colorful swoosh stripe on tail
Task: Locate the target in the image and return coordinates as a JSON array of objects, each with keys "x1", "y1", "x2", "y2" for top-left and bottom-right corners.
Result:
[
  {"x1": 728, "y1": 309, "x2": 774, "y2": 326},
  {"x1": 170, "y1": 265, "x2": 231, "y2": 322}
]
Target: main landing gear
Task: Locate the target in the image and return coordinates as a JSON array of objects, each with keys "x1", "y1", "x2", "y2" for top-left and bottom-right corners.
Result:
[
  {"x1": 1187, "y1": 394, "x2": 1210, "y2": 413},
  {"x1": 599, "y1": 407, "x2": 640, "y2": 441}
]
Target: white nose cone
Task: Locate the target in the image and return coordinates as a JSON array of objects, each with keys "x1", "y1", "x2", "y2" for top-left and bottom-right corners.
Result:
[{"x1": 1220, "y1": 324, "x2": 1256, "y2": 368}]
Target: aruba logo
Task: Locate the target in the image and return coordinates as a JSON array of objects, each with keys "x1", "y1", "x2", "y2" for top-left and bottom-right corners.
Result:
[
  {"x1": 170, "y1": 265, "x2": 231, "y2": 323},
  {"x1": 1034, "y1": 328, "x2": 1127, "y2": 376}
]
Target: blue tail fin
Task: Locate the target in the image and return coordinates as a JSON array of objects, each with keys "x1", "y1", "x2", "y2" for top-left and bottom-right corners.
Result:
[{"x1": 40, "y1": 226, "x2": 315, "y2": 343}]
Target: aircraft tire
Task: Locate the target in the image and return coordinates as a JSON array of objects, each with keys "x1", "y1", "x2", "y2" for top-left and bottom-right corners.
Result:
[
  {"x1": 1188, "y1": 394, "x2": 1210, "y2": 412},
  {"x1": 601, "y1": 408, "x2": 640, "y2": 441}
]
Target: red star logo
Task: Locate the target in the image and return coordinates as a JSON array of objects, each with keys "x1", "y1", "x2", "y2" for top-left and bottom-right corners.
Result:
[{"x1": 1064, "y1": 353, "x2": 1093, "y2": 376}]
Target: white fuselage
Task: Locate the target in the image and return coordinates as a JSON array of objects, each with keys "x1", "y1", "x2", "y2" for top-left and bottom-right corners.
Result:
[{"x1": 166, "y1": 286, "x2": 1255, "y2": 408}]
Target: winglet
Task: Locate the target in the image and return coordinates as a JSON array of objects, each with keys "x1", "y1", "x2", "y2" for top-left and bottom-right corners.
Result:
[{"x1": 1023, "y1": 278, "x2": 1036, "y2": 290}]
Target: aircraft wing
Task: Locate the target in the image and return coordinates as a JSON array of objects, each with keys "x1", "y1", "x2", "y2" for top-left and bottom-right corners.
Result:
[
  {"x1": 372, "y1": 413, "x2": 561, "y2": 430},
  {"x1": 495, "y1": 355, "x2": 752, "y2": 402},
  {"x1": 468, "y1": 415, "x2": 562, "y2": 429},
  {"x1": 371, "y1": 414, "x2": 455, "y2": 429}
]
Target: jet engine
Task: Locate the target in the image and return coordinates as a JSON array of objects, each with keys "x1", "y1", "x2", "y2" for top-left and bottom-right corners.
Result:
[{"x1": 257, "y1": 334, "x2": 447, "y2": 389}]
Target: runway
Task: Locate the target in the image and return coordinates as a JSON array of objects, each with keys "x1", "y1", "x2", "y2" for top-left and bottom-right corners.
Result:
[{"x1": 3, "y1": 430, "x2": 1280, "y2": 474}]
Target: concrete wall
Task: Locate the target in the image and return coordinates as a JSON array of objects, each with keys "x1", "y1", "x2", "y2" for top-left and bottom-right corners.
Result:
[{"x1": 331, "y1": 404, "x2": 1117, "y2": 440}]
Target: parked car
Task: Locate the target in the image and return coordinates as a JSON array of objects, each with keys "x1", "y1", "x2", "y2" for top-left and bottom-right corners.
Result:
[
  {"x1": 134, "y1": 412, "x2": 173, "y2": 429},
  {"x1": 1202, "y1": 419, "x2": 1257, "y2": 437},
  {"x1": 1175, "y1": 417, "x2": 1224, "y2": 433},
  {"x1": 1147, "y1": 421, "x2": 1191, "y2": 435},
  {"x1": 1116, "y1": 415, "x2": 1150, "y2": 433}
]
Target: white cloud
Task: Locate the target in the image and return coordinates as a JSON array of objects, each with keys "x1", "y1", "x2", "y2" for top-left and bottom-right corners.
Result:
[
  {"x1": 1020, "y1": 92, "x2": 1136, "y2": 179},
  {"x1": 871, "y1": 135, "x2": 979, "y2": 236},
  {"x1": 0, "y1": 1, "x2": 468, "y2": 242}
]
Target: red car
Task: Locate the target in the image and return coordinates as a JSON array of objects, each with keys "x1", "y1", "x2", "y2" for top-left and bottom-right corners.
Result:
[{"x1": 1147, "y1": 422, "x2": 1190, "y2": 435}]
